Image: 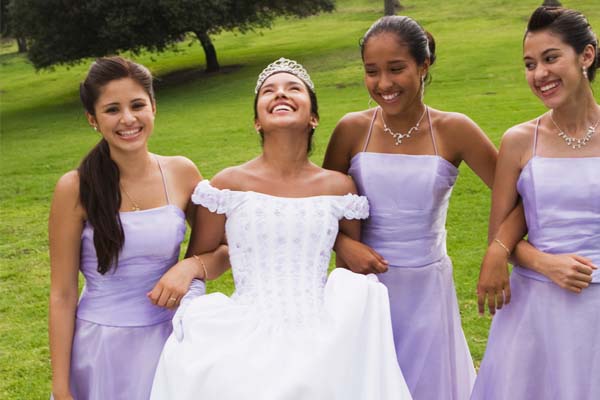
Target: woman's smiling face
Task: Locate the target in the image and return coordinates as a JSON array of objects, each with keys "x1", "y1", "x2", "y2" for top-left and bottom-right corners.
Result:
[{"x1": 87, "y1": 77, "x2": 156, "y2": 154}]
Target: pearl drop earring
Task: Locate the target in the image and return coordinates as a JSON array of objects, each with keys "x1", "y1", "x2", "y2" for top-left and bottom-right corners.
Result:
[{"x1": 583, "y1": 66, "x2": 589, "y2": 80}]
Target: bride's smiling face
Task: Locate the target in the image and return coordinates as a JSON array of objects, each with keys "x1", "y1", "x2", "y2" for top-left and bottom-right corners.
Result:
[{"x1": 254, "y1": 73, "x2": 318, "y2": 134}]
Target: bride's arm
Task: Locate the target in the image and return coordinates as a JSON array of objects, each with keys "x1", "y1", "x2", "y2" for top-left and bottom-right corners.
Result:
[{"x1": 334, "y1": 174, "x2": 388, "y2": 275}]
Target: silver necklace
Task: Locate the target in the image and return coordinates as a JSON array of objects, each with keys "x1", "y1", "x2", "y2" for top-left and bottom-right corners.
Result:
[
  {"x1": 381, "y1": 106, "x2": 428, "y2": 145},
  {"x1": 550, "y1": 111, "x2": 600, "y2": 150}
]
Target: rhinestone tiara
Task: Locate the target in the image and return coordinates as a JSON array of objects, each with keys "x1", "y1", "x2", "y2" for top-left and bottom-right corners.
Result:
[{"x1": 254, "y1": 57, "x2": 314, "y2": 93}]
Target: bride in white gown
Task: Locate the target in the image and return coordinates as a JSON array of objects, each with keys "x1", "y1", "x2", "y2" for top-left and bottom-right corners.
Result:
[{"x1": 151, "y1": 58, "x2": 412, "y2": 400}]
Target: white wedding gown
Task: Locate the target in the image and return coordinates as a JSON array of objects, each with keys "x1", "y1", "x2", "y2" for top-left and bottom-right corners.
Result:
[{"x1": 151, "y1": 180, "x2": 412, "y2": 400}]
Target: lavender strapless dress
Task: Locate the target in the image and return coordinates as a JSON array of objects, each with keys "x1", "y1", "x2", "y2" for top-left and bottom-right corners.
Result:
[
  {"x1": 349, "y1": 152, "x2": 476, "y2": 400},
  {"x1": 68, "y1": 205, "x2": 187, "y2": 400},
  {"x1": 471, "y1": 156, "x2": 600, "y2": 400}
]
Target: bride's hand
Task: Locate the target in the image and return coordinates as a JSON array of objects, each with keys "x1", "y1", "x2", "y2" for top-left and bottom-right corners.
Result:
[
  {"x1": 336, "y1": 237, "x2": 388, "y2": 274},
  {"x1": 148, "y1": 258, "x2": 200, "y2": 309}
]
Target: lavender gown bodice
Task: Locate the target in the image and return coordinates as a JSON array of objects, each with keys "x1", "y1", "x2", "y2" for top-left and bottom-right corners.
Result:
[
  {"x1": 77, "y1": 205, "x2": 186, "y2": 326},
  {"x1": 514, "y1": 124, "x2": 600, "y2": 282},
  {"x1": 348, "y1": 109, "x2": 459, "y2": 268}
]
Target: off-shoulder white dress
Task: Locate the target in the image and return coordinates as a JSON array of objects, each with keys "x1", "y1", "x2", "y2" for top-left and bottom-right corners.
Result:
[{"x1": 151, "y1": 181, "x2": 412, "y2": 400}]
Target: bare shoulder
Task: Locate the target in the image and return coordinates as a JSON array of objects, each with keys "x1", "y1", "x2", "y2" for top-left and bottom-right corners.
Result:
[
  {"x1": 156, "y1": 155, "x2": 201, "y2": 177},
  {"x1": 431, "y1": 109, "x2": 483, "y2": 136},
  {"x1": 210, "y1": 164, "x2": 251, "y2": 191},
  {"x1": 315, "y1": 168, "x2": 358, "y2": 196},
  {"x1": 54, "y1": 170, "x2": 80, "y2": 198},
  {"x1": 336, "y1": 109, "x2": 375, "y2": 130},
  {"x1": 501, "y1": 119, "x2": 537, "y2": 149},
  {"x1": 52, "y1": 170, "x2": 85, "y2": 217},
  {"x1": 334, "y1": 109, "x2": 376, "y2": 139}
]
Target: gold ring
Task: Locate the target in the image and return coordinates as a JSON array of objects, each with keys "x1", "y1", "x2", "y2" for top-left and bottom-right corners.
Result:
[{"x1": 168, "y1": 297, "x2": 177, "y2": 302}]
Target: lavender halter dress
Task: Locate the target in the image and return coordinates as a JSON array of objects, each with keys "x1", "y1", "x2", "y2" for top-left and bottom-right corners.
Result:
[
  {"x1": 348, "y1": 108, "x2": 476, "y2": 400},
  {"x1": 67, "y1": 162, "x2": 189, "y2": 400},
  {"x1": 471, "y1": 119, "x2": 600, "y2": 400}
]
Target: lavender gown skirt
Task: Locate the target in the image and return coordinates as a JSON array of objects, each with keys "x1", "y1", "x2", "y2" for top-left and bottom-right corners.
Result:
[
  {"x1": 66, "y1": 205, "x2": 191, "y2": 400},
  {"x1": 349, "y1": 152, "x2": 476, "y2": 400},
  {"x1": 471, "y1": 156, "x2": 600, "y2": 400}
]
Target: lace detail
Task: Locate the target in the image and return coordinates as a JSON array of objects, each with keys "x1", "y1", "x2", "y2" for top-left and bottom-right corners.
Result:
[
  {"x1": 337, "y1": 194, "x2": 370, "y2": 220},
  {"x1": 191, "y1": 180, "x2": 231, "y2": 214},
  {"x1": 189, "y1": 184, "x2": 370, "y2": 328}
]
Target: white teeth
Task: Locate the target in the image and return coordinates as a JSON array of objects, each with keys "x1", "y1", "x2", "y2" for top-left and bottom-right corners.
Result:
[
  {"x1": 273, "y1": 105, "x2": 292, "y2": 112},
  {"x1": 381, "y1": 93, "x2": 399, "y2": 101},
  {"x1": 540, "y1": 82, "x2": 559, "y2": 92},
  {"x1": 119, "y1": 128, "x2": 141, "y2": 137}
]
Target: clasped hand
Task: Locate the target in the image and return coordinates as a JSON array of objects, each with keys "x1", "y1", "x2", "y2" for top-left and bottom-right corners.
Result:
[
  {"x1": 336, "y1": 236, "x2": 389, "y2": 274},
  {"x1": 147, "y1": 258, "x2": 199, "y2": 309},
  {"x1": 539, "y1": 253, "x2": 597, "y2": 294}
]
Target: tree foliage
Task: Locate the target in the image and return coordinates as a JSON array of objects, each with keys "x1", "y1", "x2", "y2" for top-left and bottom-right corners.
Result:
[
  {"x1": 1, "y1": 0, "x2": 27, "y2": 52},
  {"x1": 10, "y1": 0, "x2": 335, "y2": 70}
]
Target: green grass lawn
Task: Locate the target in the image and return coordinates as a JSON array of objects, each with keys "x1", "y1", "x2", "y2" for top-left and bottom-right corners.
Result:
[{"x1": 1, "y1": 0, "x2": 599, "y2": 397}]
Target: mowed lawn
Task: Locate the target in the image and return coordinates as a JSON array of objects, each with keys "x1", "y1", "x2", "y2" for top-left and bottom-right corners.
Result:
[{"x1": 1, "y1": 0, "x2": 598, "y2": 397}]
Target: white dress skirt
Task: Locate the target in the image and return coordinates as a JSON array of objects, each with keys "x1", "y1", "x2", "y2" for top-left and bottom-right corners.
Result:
[{"x1": 150, "y1": 181, "x2": 412, "y2": 400}]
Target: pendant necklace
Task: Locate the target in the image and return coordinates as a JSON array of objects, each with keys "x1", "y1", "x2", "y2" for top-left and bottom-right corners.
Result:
[
  {"x1": 550, "y1": 111, "x2": 600, "y2": 150},
  {"x1": 121, "y1": 185, "x2": 141, "y2": 211},
  {"x1": 381, "y1": 106, "x2": 428, "y2": 145}
]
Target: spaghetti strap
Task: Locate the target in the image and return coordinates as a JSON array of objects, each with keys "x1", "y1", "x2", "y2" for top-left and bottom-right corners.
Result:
[
  {"x1": 425, "y1": 107, "x2": 438, "y2": 156},
  {"x1": 532, "y1": 117, "x2": 541, "y2": 157},
  {"x1": 362, "y1": 108, "x2": 379, "y2": 152},
  {"x1": 155, "y1": 156, "x2": 171, "y2": 205}
]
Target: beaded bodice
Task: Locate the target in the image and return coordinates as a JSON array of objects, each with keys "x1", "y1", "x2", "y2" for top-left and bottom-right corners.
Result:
[{"x1": 192, "y1": 180, "x2": 369, "y2": 327}]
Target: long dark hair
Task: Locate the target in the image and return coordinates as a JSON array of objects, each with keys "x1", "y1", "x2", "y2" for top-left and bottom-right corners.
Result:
[
  {"x1": 78, "y1": 56, "x2": 154, "y2": 274},
  {"x1": 526, "y1": 6, "x2": 598, "y2": 82}
]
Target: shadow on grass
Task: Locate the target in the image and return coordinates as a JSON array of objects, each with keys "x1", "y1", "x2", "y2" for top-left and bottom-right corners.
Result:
[{"x1": 154, "y1": 64, "x2": 244, "y2": 91}]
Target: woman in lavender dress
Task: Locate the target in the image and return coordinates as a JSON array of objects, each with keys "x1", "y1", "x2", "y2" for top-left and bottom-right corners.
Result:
[
  {"x1": 48, "y1": 56, "x2": 226, "y2": 400},
  {"x1": 471, "y1": 6, "x2": 600, "y2": 399},
  {"x1": 323, "y1": 16, "x2": 498, "y2": 400}
]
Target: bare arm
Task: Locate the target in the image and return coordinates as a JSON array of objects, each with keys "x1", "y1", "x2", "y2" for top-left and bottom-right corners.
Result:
[
  {"x1": 49, "y1": 172, "x2": 84, "y2": 400},
  {"x1": 148, "y1": 182, "x2": 230, "y2": 307},
  {"x1": 480, "y1": 123, "x2": 596, "y2": 297},
  {"x1": 322, "y1": 114, "x2": 356, "y2": 174},
  {"x1": 476, "y1": 127, "x2": 524, "y2": 315},
  {"x1": 450, "y1": 113, "x2": 498, "y2": 188},
  {"x1": 324, "y1": 113, "x2": 388, "y2": 274}
]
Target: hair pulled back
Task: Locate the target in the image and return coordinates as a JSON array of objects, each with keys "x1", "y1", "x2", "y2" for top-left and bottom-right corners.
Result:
[
  {"x1": 78, "y1": 56, "x2": 154, "y2": 274},
  {"x1": 360, "y1": 15, "x2": 436, "y2": 83},
  {"x1": 526, "y1": 6, "x2": 598, "y2": 82},
  {"x1": 253, "y1": 77, "x2": 319, "y2": 155}
]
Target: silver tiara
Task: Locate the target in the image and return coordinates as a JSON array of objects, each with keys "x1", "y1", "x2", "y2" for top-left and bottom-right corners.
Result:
[{"x1": 254, "y1": 57, "x2": 314, "y2": 93}]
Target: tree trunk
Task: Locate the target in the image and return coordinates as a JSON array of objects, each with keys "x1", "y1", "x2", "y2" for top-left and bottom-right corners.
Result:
[
  {"x1": 195, "y1": 31, "x2": 219, "y2": 72},
  {"x1": 16, "y1": 37, "x2": 27, "y2": 53},
  {"x1": 384, "y1": 0, "x2": 401, "y2": 15}
]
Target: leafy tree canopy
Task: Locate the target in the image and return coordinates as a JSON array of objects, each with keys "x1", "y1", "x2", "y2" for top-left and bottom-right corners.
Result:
[{"x1": 10, "y1": 0, "x2": 335, "y2": 70}]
